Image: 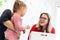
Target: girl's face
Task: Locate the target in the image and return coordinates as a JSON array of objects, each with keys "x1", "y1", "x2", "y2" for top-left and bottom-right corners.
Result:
[
  {"x1": 19, "y1": 7, "x2": 27, "y2": 17},
  {"x1": 39, "y1": 14, "x2": 48, "y2": 27}
]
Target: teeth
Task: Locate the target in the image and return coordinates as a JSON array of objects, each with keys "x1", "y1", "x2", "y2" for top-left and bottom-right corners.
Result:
[{"x1": 41, "y1": 22, "x2": 44, "y2": 23}]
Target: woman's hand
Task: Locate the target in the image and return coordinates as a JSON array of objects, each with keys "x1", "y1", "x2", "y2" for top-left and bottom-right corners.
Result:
[
  {"x1": 16, "y1": 31, "x2": 20, "y2": 39},
  {"x1": 3, "y1": 20, "x2": 16, "y2": 32}
]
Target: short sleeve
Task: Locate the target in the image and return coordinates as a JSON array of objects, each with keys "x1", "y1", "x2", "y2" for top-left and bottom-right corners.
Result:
[
  {"x1": 0, "y1": 9, "x2": 11, "y2": 23},
  {"x1": 51, "y1": 27, "x2": 55, "y2": 34}
]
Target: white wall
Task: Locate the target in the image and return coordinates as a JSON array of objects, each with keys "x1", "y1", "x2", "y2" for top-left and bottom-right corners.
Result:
[
  {"x1": 0, "y1": 0, "x2": 58, "y2": 40},
  {"x1": 56, "y1": 7, "x2": 60, "y2": 40},
  {"x1": 0, "y1": 0, "x2": 15, "y2": 16}
]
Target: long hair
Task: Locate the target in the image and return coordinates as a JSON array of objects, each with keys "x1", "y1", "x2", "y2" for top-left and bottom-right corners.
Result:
[{"x1": 36, "y1": 13, "x2": 52, "y2": 33}]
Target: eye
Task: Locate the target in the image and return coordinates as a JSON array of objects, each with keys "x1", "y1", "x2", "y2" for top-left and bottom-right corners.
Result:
[{"x1": 40, "y1": 17, "x2": 48, "y2": 20}]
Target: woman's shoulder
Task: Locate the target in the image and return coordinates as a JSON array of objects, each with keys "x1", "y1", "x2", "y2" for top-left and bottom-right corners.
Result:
[
  {"x1": 1, "y1": 9, "x2": 11, "y2": 17},
  {"x1": 32, "y1": 24, "x2": 37, "y2": 28},
  {"x1": 32, "y1": 24, "x2": 36, "y2": 26},
  {"x1": 51, "y1": 27, "x2": 55, "y2": 34},
  {"x1": 30, "y1": 24, "x2": 37, "y2": 31}
]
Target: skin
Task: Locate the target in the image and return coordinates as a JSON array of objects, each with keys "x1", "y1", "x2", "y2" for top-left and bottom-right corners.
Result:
[
  {"x1": 4, "y1": 20, "x2": 16, "y2": 32},
  {"x1": 16, "y1": 7, "x2": 27, "y2": 17},
  {"x1": 39, "y1": 14, "x2": 48, "y2": 30}
]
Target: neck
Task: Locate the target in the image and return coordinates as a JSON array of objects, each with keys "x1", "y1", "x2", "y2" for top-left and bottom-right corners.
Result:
[
  {"x1": 16, "y1": 11, "x2": 22, "y2": 16},
  {"x1": 43, "y1": 26, "x2": 46, "y2": 30},
  {"x1": 42, "y1": 26, "x2": 47, "y2": 32}
]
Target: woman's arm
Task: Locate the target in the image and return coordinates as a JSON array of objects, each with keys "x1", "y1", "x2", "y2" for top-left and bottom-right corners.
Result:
[
  {"x1": 3, "y1": 20, "x2": 16, "y2": 32},
  {"x1": 0, "y1": 9, "x2": 16, "y2": 32},
  {"x1": 4, "y1": 20, "x2": 20, "y2": 38}
]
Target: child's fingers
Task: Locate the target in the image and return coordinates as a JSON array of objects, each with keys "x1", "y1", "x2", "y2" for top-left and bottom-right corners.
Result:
[
  {"x1": 26, "y1": 25, "x2": 30, "y2": 29},
  {"x1": 23, "y1": 30, "x2": 25, "y2": 34}
]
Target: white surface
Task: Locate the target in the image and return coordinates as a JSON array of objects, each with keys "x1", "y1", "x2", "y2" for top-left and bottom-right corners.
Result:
[{"x1": 30, "y1": 31, "x2": 55, "y2": 40}]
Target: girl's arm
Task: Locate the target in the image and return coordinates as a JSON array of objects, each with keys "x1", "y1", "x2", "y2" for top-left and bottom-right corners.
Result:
[{"x1": 11, "y1": 15, "x2": 25, "y2": 31}]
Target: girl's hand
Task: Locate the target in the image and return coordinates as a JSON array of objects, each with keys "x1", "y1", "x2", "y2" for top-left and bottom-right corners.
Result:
[
  {"x1": 25, "y1": 25, "x2": 30, "y2": 29},
  {"x1": 23, "y1": 30, "x2": 25, "y2": 34}
]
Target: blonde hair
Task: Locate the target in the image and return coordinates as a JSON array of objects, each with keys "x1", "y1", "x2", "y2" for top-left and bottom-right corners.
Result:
[
  {"x1": 13, "y1": 0, "x2": 26, "y2": 13},
  {"x1": 36, "y1": 13, "x2": 52, "y2": 33}
]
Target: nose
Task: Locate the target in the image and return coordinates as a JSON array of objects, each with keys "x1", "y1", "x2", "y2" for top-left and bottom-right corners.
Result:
[{"x1": 40, "y1": 18, "x2": 45, "y2": 22}]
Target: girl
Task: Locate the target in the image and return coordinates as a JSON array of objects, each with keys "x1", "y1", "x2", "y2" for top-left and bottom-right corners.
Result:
[{"x1": 5, "y1": 0, "x2": 30, "y2": 40}]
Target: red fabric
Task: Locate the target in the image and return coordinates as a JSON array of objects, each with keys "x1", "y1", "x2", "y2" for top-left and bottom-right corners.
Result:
[
  {"x1": 28, "y1": 24, "x2": 55, "y2": 40},
  {"x1": 51, "y1": 27, "x2": 55, "y2": 34}
]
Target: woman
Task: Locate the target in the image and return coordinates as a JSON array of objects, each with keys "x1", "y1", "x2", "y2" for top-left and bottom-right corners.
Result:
[
  {"x1": 0, "y1": 0, "x2": 21, "y2": 40},
  {"x1": 0, "y1": 9, "x2": 17, "y2": 40},
  {"x1": 28, "y1": 13, "x2": 55, "y2": 40}
]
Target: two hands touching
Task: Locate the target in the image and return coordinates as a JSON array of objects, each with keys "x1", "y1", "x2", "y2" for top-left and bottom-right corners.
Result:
[{"x1": 23, "y1": 25, "x2": 30, "y2": 34}]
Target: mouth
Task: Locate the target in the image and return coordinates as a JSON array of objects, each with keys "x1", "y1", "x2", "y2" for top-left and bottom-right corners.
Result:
[{"x1": 40, "y1": 21, "x2": 45, "y2": 23}]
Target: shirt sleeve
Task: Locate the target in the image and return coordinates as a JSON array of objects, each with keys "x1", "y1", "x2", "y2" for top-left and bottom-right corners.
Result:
[
  {"x1": 51, "y1": 27, "x2": 55, "y2": 34},
  {"x1": 11, "y1": 15, "x2": 25, "y2": 31},
  {"x1": 0, "y1": 9, "x2": 11, "y2": 32},
  {"x1": 0, "y1": 9, "x2": 11, "y2": 23}
]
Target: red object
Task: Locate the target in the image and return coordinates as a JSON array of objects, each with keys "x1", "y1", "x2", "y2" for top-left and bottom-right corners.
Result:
[{"x1": 28, "y1": 24, "x2": 55, "y2": 40}]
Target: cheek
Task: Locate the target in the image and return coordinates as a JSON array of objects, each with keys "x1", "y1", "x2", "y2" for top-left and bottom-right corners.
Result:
[
  {"x1": 23, "y1": 11, "x2": 25, "y2": 15},
  {"x1": 44, "y1": 20, "x2": 48, "y2": 25},
  {"x1": 39, "y1": 20, "x2": 48, "y2": 26},
  {"x1": 23, "y1": 10, "x2": 26, "y2": 14},
  {"x1": 21, "y1": 11, "x2": 25, "y2": 15}
]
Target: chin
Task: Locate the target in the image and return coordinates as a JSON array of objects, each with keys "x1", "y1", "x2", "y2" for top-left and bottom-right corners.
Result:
[
  {"x1": 21, "y1": 15, "x2": 24, "y2": 17},
  {"x1": 40, "y1": 24, "x2": 45, "y2": 26}
]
